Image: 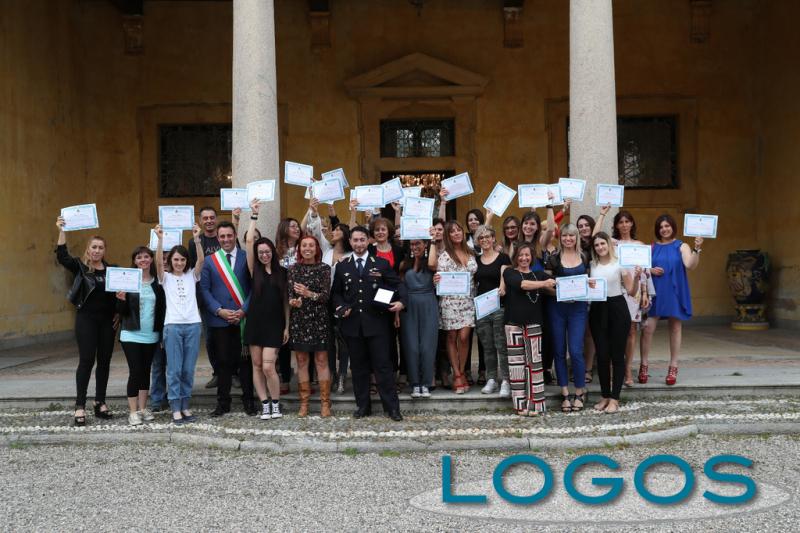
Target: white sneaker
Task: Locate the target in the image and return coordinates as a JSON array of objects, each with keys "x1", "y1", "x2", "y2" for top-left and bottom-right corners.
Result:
[
  {"x1": 481, "y1": 378, "x2": 498, "y2": 394},
  {"x1": 260, "y1": 402, "x2": 271, "y2": 420},
  {"x1": 411, "y1": 386, "x2": 422, "y2": 398},
  {"x1": 139, "y1": 408, "x2": 155, "y2": 422},
  {"x1": 128, "y1": 412, "x2": 143, "y2": 426},
  {"x1": 499, "y1": 380, "x2": 511, "y2": 398},
  {"x1": 270, "y1": 402, "x2": 282, "y2": 419},
  {"x1": 420, "y1": 386, "x2": 431, "y2": 398}
]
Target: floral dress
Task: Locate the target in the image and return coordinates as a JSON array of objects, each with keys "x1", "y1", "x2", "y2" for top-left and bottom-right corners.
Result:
[
  {"x1": 437, "y1": 251, "x2": 478, "y2": 330},
  {"x1": 287, "y1": 262, "x2": 331, "y2": 351}
]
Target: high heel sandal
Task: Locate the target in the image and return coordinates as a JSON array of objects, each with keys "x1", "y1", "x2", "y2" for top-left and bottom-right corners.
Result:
[
  {"x1": 665, "y1": 366, "x2": 678, "y2": 386},
  {"x1": 561, "y1": 394, "x2": 572, "y2": 413},
  {"x1": 637, "y1": 364, "x2": 649, "y2": 384},
  {"x1": 453, "y1": 373, "x2": 467, "y2": 394},
  {"x1": 572, "y1": 391, "x2": 587, "y2": 412},
  {"x1": 93, "y1": 402, "x2": 113, "y2": 419},
  {"x1": 74, "y1": 409, "x2": 86, "y2": 427}
]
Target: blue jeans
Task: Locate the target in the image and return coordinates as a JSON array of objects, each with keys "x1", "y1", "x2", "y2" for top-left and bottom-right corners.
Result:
[
  {"x1": 163, "y1": 323, "x2": 202, "y2": 412},
  {"x1": 550, "y1": 300, "x2": 588, "y2": 388},
  {"x1": 149, "y1": 342, "x2": 167, "y2": 408}
]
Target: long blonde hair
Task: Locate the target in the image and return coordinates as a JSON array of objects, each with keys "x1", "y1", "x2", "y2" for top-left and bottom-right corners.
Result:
[
  {"x1": 557, "y1": 223, "x2": 585, "y2": 261},
  {"x1": 82, "y1": 236, "x2": 107, "y2": 273}
]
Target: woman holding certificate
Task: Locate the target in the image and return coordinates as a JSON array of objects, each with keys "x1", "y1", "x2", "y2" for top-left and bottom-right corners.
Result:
[
  {"x1": 500, "y1": 243, "x2": 556, "y2": 415},
  {"x1": 588, "y1": 233, "x2": 639, "y2": 413},
  {"x1": 428, "y1": 221, "x2": 477, "y2": 394},
  {"x1": 640, "y1": 214, "x2": 703, "y2": 385},
  {"x1": 55, "y1": 218, "x2": 117, "y2": 426},
  {"x1": 155, "y1": 225, "x2": 205, "y2": 424},
  {"x1": 546, "y1": 223, "x2": 591, "y2": 412},
  {"x1": 245, "y1": 201, "x2": 289, "y2": 420},
  {"x1": 287, "y1": 236, "x2": 333, "y2": 417},
  {"x1": 116, "y1": 246, "x2": 167, "y2": 426},
  {"x1": 399, "y1": 239, "x2": 438, "y2": 398}
]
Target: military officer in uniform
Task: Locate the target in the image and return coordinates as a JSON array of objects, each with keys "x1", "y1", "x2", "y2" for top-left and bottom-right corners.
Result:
[{"x1": 331, "y1": 226, "x2": 406, "y2": 421}]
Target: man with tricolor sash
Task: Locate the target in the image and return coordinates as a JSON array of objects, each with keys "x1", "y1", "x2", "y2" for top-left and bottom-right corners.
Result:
[{"x1": 199, "y1": 221, "x2": 256, "y2": 416}]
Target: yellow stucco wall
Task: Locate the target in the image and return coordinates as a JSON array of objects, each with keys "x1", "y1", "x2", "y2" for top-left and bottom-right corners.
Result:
[{"x1": 0, "y1": 0, "x2": 797, "y2": 344}]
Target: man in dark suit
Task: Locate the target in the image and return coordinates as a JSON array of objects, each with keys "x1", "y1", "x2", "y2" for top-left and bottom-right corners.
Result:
[
  {"x1": 199, "y1": 221, "x2": 256, "y2": 416},
  {"x1": 332, "y1": 226, "x2": 406, "y2": 421}
]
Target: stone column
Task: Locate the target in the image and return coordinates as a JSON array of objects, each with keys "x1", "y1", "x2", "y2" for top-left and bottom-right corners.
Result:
[
  {"x1": 569, "y1": 0, "x2": 619, "y2": 223},
  {"x1": 232, "y1": 0, "x2": 281, "y2": 240}
]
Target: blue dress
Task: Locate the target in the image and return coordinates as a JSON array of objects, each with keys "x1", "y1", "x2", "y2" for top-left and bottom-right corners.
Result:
[{"x1": 650, "y1": 241, "x2": 692, "y2": 320}]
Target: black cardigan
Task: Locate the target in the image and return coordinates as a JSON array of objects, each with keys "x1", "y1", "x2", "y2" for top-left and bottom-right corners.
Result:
[{"x1": 115, "y1": 279, "x2": 167, "y2": 334}]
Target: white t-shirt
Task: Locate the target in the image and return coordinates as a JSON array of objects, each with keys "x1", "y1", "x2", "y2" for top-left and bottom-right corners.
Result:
[
  {"x1": 162, "y1": 270, "x2": 202, "y2": 325},
  {"x1": 590, "y1": 261, "x2": 625, "y2": 297}
]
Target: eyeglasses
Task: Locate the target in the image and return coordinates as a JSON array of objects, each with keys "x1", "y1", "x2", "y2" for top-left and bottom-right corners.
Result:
[{"x1": 257, "y1": 251, "x2": 272, "y2": 256}]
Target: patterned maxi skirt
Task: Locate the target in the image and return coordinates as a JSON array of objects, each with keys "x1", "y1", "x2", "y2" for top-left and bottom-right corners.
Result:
[{"x1": 505, "y1": 323, "x2": 546, "y2": 415}]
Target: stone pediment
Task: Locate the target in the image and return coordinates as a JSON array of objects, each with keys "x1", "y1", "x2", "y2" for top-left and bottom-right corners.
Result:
[{"x1": 345, "y1": 53, "x2": 488, "y2": 98}]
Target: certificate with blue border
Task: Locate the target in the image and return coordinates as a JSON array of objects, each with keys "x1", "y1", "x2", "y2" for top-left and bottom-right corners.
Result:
[
  {"x1": 352, "y1": 185, "x2": 385, "y2": 209},
  {"x1": 149, "y1": 229, "x2": 182, "y2": 251},
  {"x1": 321, "y1": 168, "x2": 349, "y2": 189},
  {"x1": 556, "y1": 274, "x2": 589, "y2": 301},
  {"x1": 246, "y1": 180, "x2": 276, "y2": 203},
  {"x1": 517, "y1": 184, "x2": 550, "y2": 208},
  {"x1": 441, "y1": 173, "x2": 474, "y2": 201},
  {"x1": 61, "y1": 203, "x2": 99, "y2": 232},
  {"x1": 402, "y1": 196, "x2": 435, "y2": 219},
  {"x1": 311, "y1": 177, "x2": 346, "y2": 203},
  {"x1": 382, "y1": 177, "x2": 404, "y2": 204},
  {"x1": 684, "y1": 214, "x2": 718, "y2": 238},
  {"x1": 399, "y1": 216, "x2": 432, "y2": 240},
  {"x1": 596, "y1": 184, "x2": 625, "y2": 207},
  {"x1": 105, "y1": 267, "x2": 142, "y2": 293},
  {"x1": 618, "y1": 244, "x2": 652, "y2": 268},
  {"x1": 559, "y1": 178, "x2": 586, "y2": 201},
  {"x1": 220, "y1": 188, "x2": 249, "y2": 210},
  {"x1": 483, "y1": 182, "x2": 516, "y2": 216},
  {"x1": 436, "y1": 271, "x2": 471, "y2": 296},
  {"x1": 158, "y1": 205, "x2": 195, "y2": 231},
  {"x1": 474, "y1": 289, "x2": 501, "y2": 320},
  {"x1": 576, "y1": 277, "x2": 607, "y2": 302},
  {"x1": 284, "y1": 161, "x2": 314, "y2": 187}
]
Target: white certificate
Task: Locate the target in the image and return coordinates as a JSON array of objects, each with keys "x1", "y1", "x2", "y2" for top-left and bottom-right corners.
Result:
[
  {"x1": 577, "y1": 277, "x2": 607, "y2": 302},
  {"x1": 436, "y1": 271, "x2": 471, "y2": 296},
  {"x1": 321, "y1": 168, "x2": 349, "y2": 189},
  {"x1": 352, "y1": 185, "x2": 385, "y2": 209},
  {"x1": 220, "y1": 188, "x2": 249, "y2": 210},
  {"x1": 374, "y1": 288, "x2": 395, "y2": 305},
  {"x1": 105, "y1": 267, "x2": 142, "y2": 293},
  {"x1": 149, "y1": 229, "x2": 182, "y2": 251},
  {"x1": 61, "y1": 204, "x2": 99, "y2": 232},
  {"x1": 403, "y1": 186, "x2": 423, "y2": 198},
  {"x1": 246, "y1": 180, "x2": 276, "y2": 203},
  {"x1": 305, "y1": 183, "x2": 334, "y2": 205},
  {"x1": 596, "y1": 184, "x2": 625, "y2": 207},
  {"x1": 517, "y1": 184, "x2": 549, "y2": 208},
  {"x1": 483, "y1": 182, "x2": 516, "y2": 216},
  {"x1": 558, "y1": 178, "x2": 586, "y2": 201},
  {"x1": 441, "y1": 173, "x2": 474, "y2": 201},
  {"x1": 402, "y1": 196, "x2": 435, "y2": 219},
  {"x1": 311, "y1": 177, "x2": 345, "y2": 203},
  {"x1": 618, "y1": 244, "x2": 652, "y2": 268},
  {"x1": 284, "y1": 161, "x2": 314, "y2": 187},
  {"x1": 556, "y1": 275, "x2": 589, "y2": 301},
  {"x1": 684, "y1": 214, "x2": 718, "y2": 238},
  {"x1": 474, "y1": 289, "x2": 501, "y2": 320},
  {"x1": 382, "y1": 177, "x2": 405, "y2": 204},
  {"x1": 158, "y1": 206, "x2": 195, "y2": 231},
  {"x1": 400, "y1": 216, "x2": 432, "y2": 240}
]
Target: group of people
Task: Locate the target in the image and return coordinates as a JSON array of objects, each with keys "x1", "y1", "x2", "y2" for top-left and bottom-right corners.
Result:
[{"x1": 55, "y1": 186, "x2": 704, "y2": 425}]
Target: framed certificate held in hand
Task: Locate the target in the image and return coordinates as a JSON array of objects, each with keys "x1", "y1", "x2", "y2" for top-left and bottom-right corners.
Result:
[
  {"x1": 474, "y1": 289, "x2": 501, "y2": 320},
  {"x1": 596, "y1": 184, "x2": 625, "y2": 207},
  {"x1": 311, "y1": 177, "x2": 346, "y2": 203},
  {"x1": 402, "y1": 196, "x2": 435, "y2": 219},
  {"x1": 220, "y1": 188, "x2": 249, "y2": 210},
  {"x1": 556, "y1": 275, "x2": 589, "y2": 301},
  {"x1": 149, "y1": 229, "x2": 182, "y2": 251},
  {"x1": 483, "y1": 182, "x2": 516, "y2": 217},
  {"x1": 284, "y1": 161, "x2": 314, "y2": 187},
  {"x1": 436, "y1": 271, "x2": 472, "y2": 296},
  {"x1": 558, "y1": 178, "x2": 586, "y2": 201},
  {"x1": 61, "y1": 204, "x2": 99, "y2": 232},
  {"x1": 321, "y1": 168, "x2": 349, "y2": 189},
  {"x1": 684, "y1": 214, "x2": 718, "y2": 238},
  {"x1": 399, "y1": 216, "x2": 432, "y2": 240},
  {"x1": 441, "y1": 173, "x2": 474, "y2": 201},
  {"x1": 618, "y1": 244, "x2": 652, "y2": 268},
  {"x1": 158, "y1": 206, "x2": 195, "y2": 231},
  {"x1": 105, "y1": 267, "x2": 142, "y2": 293},
  {"x1": 246, "y1": 180, "x2": 276, "y2": 203}
]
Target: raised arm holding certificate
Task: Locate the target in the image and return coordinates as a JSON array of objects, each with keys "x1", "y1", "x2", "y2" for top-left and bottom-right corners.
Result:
[
  {"x1": 558, "y1": 178, "x2": 586, "y2": 201},
  {"x1": 436, "y1": 271, "x2": 471, "y2": 296},
  {"x1": 321, "y1": 168, "x2": 349, "y2": 189},
  {"x1": 684, "y1": 214, "x2": 718, "y2": 238},
  {"x1": 556, "y1": 275, "x2": 589, "y2": 301},
  {"x1": 352, "y1": 185, "x2": 385, "y2": 209},
  {"x1": 402, "y1": 196, "x2": 435, "y2": 219},
  {"x1": 220, "y1": 188, "x2": 249, "y2": 210},
  {"x1": 399, "y1": 216, "x2": 432, "y2": 240},
  {"x1": 483, "y1": 182, "x2": 516, "y2": 216},
  {"x1": 149, "y1": 229, "x2": 181, "y2": 251},
  {"x1": 441, "y1": 173, "x2": 474, "y2": 201},
  {"x1": 158, "y1": 206, "x2": 195, "y2": 231},
  {"x1": 618, "y1": 244, "x2": 652, "y2": 268},
  {"x1": 474, "y1": 289, "x2": 501, "y2": 320},
  {"x1": 382, "y1": 177, "x2": 404, "y2": 204},
  {"x1": 284, "y1": 161, "x2": 314, "y2": 187},
  {"x1": 60, "y1": 204, "x2": 99, "y2": 231},
  {"x1": 105, "y1": 267, "x2": 142, "y2": 293},
  {"x1": 246, "y1": 180, "x2": 276, "y2": 203},
  {"x1": 596, "y1": 184, "x2": 625, "y2": 207},
  {"x1": 311, "y1": 177, "x2": 345, "y2": 203}
]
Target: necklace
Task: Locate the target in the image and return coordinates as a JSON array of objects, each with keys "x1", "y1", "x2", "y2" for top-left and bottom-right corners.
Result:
[{"x1": 518, "y1": 269, "x2": 539, "y2": 305}]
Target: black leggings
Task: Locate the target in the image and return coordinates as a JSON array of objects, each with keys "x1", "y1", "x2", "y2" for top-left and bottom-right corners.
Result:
[
  {"x1": 74, "y1": 312, "x2": 116, "y2": 408},
  {"x1": 121, "y1": 341, "x2": 157, "y2": 398},
  {"x1": 589, "y1": 295, "x2": 632, "y2": 400}
]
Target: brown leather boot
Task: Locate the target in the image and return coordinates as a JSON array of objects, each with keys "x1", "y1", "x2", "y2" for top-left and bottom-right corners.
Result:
[
  {"x1": 319, "y1": 379, "x2": 332, "y2": 418},
  {"x1": 297, "y1": 381, "x2": 311, "y2": 417}
]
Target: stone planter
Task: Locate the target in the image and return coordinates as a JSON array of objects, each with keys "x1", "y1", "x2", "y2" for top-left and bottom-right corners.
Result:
[{"x1": 725, "y1": 249, "x2": 770, "y2": 330}]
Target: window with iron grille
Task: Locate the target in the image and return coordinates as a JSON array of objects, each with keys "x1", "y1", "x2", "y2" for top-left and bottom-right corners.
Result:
[
  {"x1": 159, "y1": 123, "x2": 232, "y2": 197},
  {"x1": 380, "y1": 119, "x2": 455, "y2": 158},
  {"x1": 566, "y1": 115, "x2": 679, "y2": 189}
]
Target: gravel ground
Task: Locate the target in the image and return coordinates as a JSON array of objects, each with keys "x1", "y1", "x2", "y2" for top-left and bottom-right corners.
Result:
[{"x1": 1, "y1": 434, "x2": 798, "y2": 531}]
